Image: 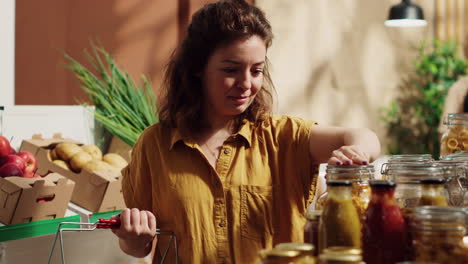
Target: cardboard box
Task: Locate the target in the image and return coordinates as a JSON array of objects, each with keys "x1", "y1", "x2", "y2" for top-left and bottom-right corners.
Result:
[
  {"x1": 19, "y1": 134, "x2": 126, "y2": 212},
  {"x1": 0, "y1": 173, "x2": 75, "y2": 225}
]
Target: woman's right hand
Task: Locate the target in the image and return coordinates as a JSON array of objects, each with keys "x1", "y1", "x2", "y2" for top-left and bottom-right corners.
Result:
[{"x1": 111, "y1": 208, "x2": 157, "y2": 258}]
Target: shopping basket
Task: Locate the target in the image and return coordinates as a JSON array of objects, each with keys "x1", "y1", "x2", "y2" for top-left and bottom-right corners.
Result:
[{"x1": 47, "y1": 217, "x2": 178, "y2": 264}]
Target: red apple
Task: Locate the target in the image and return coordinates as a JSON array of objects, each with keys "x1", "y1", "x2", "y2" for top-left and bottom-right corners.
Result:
[
  {"x1": 0, "y1": 154, "x2": 26, "y2": 171},
  {"x1": 0, "y1": 163, "x2": 23, "y2": 177},
  {"x1": 17, "y1": 152, "x2": 38, "y2": 174},
  {"x1": 10, "y1": 148, "x2": 17, "y2": 155},
  {"x1": 0, "y1": 136, "x2": 12, "y2": 158}
]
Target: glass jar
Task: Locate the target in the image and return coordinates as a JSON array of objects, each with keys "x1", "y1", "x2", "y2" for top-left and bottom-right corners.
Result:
[
  {"x1": 318, "y1": 180, "x2": 361, "y2": 253},
  {"x1": 440, "y1": 113, "x2": 468, "y2": 157},
  {"x1": 304, "y1": 210, "x2": 321, "y2": 256},
  {"x1": 432, "y1": 160, "x2": 466, "y2": 206},
  {"x1": 412, "y1": 206, "x2": 468, "y2": 264},
  {"x1": 315, "y1": 165, "x2": 374, "y2": 219},
  {"x1": 419, "y1": 178, "x2": 448, "y2": 206},
  {"x1": 257, "y1": 249, "x2": 302, "y2": 264},
  {"x1": 275, "y1": 243, "x2": 316, "y2": 264},
  {"x1": 385, "y1": 163, "x2": 446, "y2": 209},
  {"x1": 318, "y1": 247, "x2": 364, "y2": 264},
  {"x1": 362, "y1": 180, "x2": 406, "y2": 264}
]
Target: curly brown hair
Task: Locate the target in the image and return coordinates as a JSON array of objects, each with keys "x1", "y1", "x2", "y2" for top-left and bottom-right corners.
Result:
[{"x1": 158, "y1": 0, "x2": 275, "y2": 135}]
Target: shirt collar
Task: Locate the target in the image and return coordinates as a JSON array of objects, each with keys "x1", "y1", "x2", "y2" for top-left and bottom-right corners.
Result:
[{"x1": 169, "y1": 120, "x2": 252, "y2": 151}]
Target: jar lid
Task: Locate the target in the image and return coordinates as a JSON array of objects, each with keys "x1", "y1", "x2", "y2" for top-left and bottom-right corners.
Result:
[
  {"x1": 381, "y1": 161, "x2": 434, "y2": 175},
  {"x1": 369, "y1": 180, "x2": 396, "y2": 188},
  {"x1": 326, "y1": 165, "x2": 375, "y2": 181},
  {"x1": 420, "y1": 178, "x2": 446, "y2": 185},
  {"x1": 326, "y1": 180, "x2": 352, "y2": 187},
  {"x1": 319, "y1": 246, "x2": 362, "y2": 262},
  {"x1": 444, "y1": 113, "x2": 468, "y2": 125},
  {"x1": 258, "y1": 249, "x2": 301, "y2": 259},
  {"x1": 275, "y1": 243, "x2": 314, "y2": 253},
  {"x1": 322, "y1": 246, "x2": 361, "y2": 255},
  {"x1": 385, "y1": 164, "x2": 445, "y2": 182}
]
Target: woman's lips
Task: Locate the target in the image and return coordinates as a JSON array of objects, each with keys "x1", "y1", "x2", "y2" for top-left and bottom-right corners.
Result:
[{"x1": 228, "y1": 96, "x2": 249, "y2": 104}]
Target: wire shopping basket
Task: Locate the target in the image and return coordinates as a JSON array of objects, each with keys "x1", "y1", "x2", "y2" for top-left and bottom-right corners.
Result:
[{"x1": 47, "y1": 217, "x2": 178, "y2": 264}]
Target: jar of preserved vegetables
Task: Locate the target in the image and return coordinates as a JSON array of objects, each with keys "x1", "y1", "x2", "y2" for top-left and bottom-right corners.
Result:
[
  {"x1": 315, "y1": 165, "x2": 374, "y2": 219},
  {"x1": 275, "y1": 243, "x2": 315, "y2": 264},
  {"x1": 385, "y1": 164, "x2": 446, "y2": 209},
  {"x1": 362, "y1": 180, "x2": 406, "y2": 264},
  {"x1": 304, "y1": 210, "x2": 321, "y2": 256},
  {"x1": 257, "y1": 249, "x2": 302, "y2": 264},
  {"x1": 318, "y1": 247, "x2": 364, "y2": 264},
  {"x1": 412, "y1": 206, "x2": 468, "y2": 264},
  {"x1": 318, "y1": 180, "x2": 361, "y2": 253},
  {"x1": 419, "y1": 178, "x2": 448, "y2": 206},
  {"x1": 440, "y1": 113, "x2": 468, "y2": 157}
]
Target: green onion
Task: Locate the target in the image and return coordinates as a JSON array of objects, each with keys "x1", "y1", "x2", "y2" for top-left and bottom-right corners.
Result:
[{"x1": 62, "y1": 43, "x2": 158, "y2": 147}]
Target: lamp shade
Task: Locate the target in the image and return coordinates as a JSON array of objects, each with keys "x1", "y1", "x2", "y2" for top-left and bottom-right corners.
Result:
[{"x1": 385, "y1": 0, "x2": 427, "y2": 27}]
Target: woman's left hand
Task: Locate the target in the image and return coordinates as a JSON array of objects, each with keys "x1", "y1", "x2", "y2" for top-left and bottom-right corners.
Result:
[{"x1": 327, "y1": 145, "x2": 370, "y2": 165}]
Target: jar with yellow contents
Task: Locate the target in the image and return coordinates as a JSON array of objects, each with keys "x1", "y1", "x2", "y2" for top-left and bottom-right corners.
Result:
[
  {"x1": 411, "y1": 206, "x2": 468, "y2": 264},
  {"x1": 440, "y1": 113, "x2": 468, "y2": 157},
  {"x1": 315, "y1": 165, "x2": 374, "y2": 220}
]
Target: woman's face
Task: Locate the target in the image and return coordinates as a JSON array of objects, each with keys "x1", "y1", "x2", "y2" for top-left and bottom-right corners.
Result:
[{"x1": 201, "y1": 35, "x2": 266, "y2": 120}]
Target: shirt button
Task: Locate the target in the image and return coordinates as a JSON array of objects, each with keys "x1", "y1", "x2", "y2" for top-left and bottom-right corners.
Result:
[
  {"x1": 219, "y1": 220, "x2": 226, "y2": 227},
  {"x1": 223, "y1": 148, "x2": 231, "y2": 154}
]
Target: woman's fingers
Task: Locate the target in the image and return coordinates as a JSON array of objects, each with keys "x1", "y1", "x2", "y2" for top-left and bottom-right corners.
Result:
[
  {"x1": 147, "y1": 211, "x2": 157, "y2": 232},
  {"x1": 328, "y1": 146, "x2": 370, "y2": 165}
]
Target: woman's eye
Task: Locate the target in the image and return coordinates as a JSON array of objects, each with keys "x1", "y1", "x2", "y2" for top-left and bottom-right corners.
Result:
[
  {"x1": 222, "y1": 68, "x2": 237, "y2": 73},
  {"x1": 252, "y1": 69, "x2": 264, "y2": 75}
]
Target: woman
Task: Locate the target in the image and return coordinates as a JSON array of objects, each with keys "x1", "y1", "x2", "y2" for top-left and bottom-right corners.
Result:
[{"x1": 112, "y1": 1, "x2": 381, "y2": 263}]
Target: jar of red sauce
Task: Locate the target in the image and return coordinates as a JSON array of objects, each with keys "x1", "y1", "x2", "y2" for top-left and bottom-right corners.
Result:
[{"x1": 362, "y1": 180, "x2": 406, "y2": 264}]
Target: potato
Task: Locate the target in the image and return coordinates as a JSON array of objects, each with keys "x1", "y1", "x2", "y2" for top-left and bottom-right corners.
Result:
[
  {"x1": 69, "y1": 151, "x2": 93, "y2": 173},
  {"x1": 55, "y1": 143, "x2": 82, "y2": 161},
  {"x1": 53, "y1": 160, "x2": 70, "y2": 171},
  {"x1": 81, "y1": 144, "x2": 103, "y2": 160},
  {"x1": 48, "y1": 148, "x2": 58, "y2": 161},
  {"x1": 103, "y1": 153, "x2": 128, "y2": 169},
  {"x1": 83, "y1": 160, "x2": 119, "y2": 173}
]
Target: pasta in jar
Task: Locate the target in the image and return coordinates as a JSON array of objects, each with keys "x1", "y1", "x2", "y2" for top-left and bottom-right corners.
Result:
[{"x1": 440, "y1": 113, "x2": 468, "y2": 157}]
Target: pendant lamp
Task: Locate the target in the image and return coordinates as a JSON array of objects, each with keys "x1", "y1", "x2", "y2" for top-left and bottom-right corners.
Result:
[{"x1": 385, "y1": 0, "x2": 427, "y2": 27}]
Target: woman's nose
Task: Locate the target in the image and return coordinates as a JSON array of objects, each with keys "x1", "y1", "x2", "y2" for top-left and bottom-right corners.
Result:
[{"x1": 237, "y1": 72, "x2": 252, "y2": 90}]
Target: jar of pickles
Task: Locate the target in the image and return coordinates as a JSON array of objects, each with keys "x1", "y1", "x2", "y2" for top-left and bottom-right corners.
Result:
[
  {"x1": 440, "y1": 113, "x2": 468, "y2": 157},
  {"x1": 412, "y1": 206, "x2": 468, "y2": 264},
  {"x1": 315, "y1": 165, "x2": 374, "y2": 219},
  {"x1": 318, "y1": 247, "x2": 364, "y2": 264},
  {"x1": 304, "y1": 210, "x2": 321, "y2": 256}
]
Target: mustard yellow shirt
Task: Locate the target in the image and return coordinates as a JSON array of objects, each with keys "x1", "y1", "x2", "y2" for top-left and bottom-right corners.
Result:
[{"x1": 122, "y1": 115, "x2": 318, "y2": 264}]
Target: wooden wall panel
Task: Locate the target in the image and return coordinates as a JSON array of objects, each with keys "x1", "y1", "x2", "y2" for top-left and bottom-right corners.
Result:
[{"x1": 14, "y1": 0, "x2": 255, "y2": 105}]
